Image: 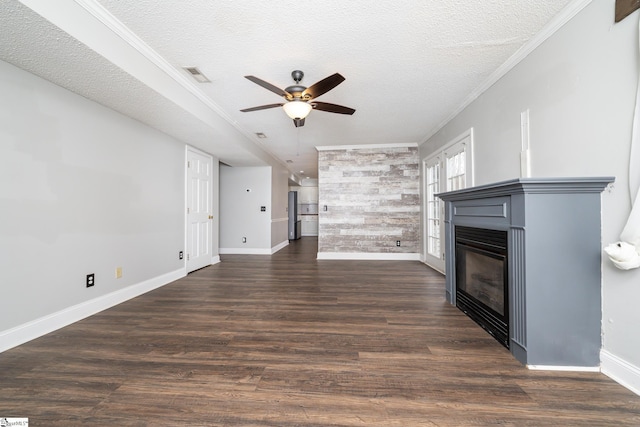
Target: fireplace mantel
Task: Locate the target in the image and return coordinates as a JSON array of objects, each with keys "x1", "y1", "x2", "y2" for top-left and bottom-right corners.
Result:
[{"x1": 438, "y1": 177, "x2": 614, "y2": 368}]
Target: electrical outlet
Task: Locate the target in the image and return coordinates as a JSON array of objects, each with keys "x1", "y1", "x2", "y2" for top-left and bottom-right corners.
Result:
[
  {"x1": 179, "y1": 251, "x2": 183, "y2": 260},
  {"x1": 86, "y1": 273, "x2": 95, "y2": 288},
  {"x1": 115, "y1": 267, "x2": 122, "y2": 279},
  {"x1": 396, "y1": 240, "x2": 401, "y2": 247},
  {"x1": 242, "y1": 237, "x2": 247, "y2": 243}
]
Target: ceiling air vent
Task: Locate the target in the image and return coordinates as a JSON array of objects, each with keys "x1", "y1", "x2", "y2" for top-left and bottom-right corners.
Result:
[{"x1": 183, "y1": 67, "x2": 210, "y2": 83}]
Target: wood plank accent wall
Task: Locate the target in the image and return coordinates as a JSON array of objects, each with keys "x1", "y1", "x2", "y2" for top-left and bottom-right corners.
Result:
[{"x1": 318, "y1": 145, "x2": 420, "y2": 254}]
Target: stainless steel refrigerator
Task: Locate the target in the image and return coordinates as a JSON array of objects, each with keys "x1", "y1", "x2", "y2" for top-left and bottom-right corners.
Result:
[{"x1": 288, "y1": 191, "x2": 301, "y2": 240}]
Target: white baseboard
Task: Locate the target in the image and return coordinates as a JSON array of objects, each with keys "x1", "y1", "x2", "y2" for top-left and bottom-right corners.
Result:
[
  {"x1": 220, "y1": 247, "x2": 273, "y2": 255},
  {"x1": 0, "y1": 268, "x2": 185, "y2": 353},
  {"x1": 219, "y1": 243, "x2": 288, "y2": 255},
  {"x1": 271, "y1": 240, "x2": 289, "y2": 254},
  {"x1": 527, "y1": 365, "x2": 600, "y2": 372},
  {"x1": 601, "y1": 349, "x2": 640, "y2": 396},
  {"x1": 317, "y1": 252, "x2": 421, "y2": 261},
  {"x1": 211, "y1": 255, "x2": 221, "y2": 265}
]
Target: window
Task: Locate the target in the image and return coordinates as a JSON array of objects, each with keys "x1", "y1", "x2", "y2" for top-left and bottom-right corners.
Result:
[
  {"x1": 445, "y1": 145, "x2": 466, "y2": 191},
  {"x1": 425, "y1": 158, "x2": 441, "y2": 258},
  {"x1": 422, "y1": 129, "x2": 474, "y2": 273}
]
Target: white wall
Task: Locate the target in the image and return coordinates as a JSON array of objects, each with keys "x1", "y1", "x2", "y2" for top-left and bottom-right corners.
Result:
[
  {"x1": 420, "y1": 0, "x2": 640, "y2": 391},
  {"x1": 0, "y1": 60, "x2": 188, "y2": 348},
  {"x1": 219, "y1": 165, "x2": 272, "y2": 252}
]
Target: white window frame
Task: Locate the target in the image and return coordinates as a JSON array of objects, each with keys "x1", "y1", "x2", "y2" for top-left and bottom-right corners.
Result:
[
  {"x1": 422, "y1": 128, "x2": 474, "y2": 273},
  {"x1": 424, "y1": 156, "x2": 442, "y2": 262}
]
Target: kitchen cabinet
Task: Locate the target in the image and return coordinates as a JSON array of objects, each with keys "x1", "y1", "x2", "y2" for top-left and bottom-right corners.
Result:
[
  {"x1": 299, "y1": 186, "x2": 318, "y2": 204},
  {"x1": 301, "y1": 215, "x2": 319, "y2": 236},
  {"x1": 300, "y1": 203, "x2": 318, "y2": 215}
]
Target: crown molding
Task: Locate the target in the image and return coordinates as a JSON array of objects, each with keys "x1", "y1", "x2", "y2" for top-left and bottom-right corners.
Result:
[
  {"x1": 421, "y1": 0, "x2": 594, "y2": 144},
  {"x1": 27, "y1": 0, "x2": 293, "y2": 173},
  {"x1": 72, "y1": 0, "x2": 232, "y2": 121},
  {"x1": 316, "y1": 142, "x2": 419, "y2": 151}
]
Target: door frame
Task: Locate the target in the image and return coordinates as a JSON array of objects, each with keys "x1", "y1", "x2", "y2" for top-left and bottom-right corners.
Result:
[
  {"x1": 421, "y1": 128, "x2": 474, "y2": 274},
  {"x1": 422, "y1": 155, "x2": 445, "y2": 273}
]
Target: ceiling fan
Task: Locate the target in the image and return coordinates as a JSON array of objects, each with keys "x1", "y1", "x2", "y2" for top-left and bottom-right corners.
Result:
[{"x1": 240, "y1": 70, "x2": 355, "y2": 127}]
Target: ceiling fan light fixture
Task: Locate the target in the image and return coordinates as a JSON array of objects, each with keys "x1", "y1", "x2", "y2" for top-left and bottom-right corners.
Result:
[{"x1": 283, "y1": 101, "x2": 312, "y2": 120}]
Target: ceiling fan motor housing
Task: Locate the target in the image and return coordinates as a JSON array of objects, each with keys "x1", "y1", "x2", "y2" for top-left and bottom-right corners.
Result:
[
  {"x1": 286, "y1": 70, "x2": 307, "y2": 99},
  {"x1": 285, "y1": 85, "x2": 307, "y2": 99}
]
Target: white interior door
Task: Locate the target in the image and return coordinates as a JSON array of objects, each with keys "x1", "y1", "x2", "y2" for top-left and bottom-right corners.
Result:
[{"x1": 186, "y1": 148, "x2": 213, "y2": 272}]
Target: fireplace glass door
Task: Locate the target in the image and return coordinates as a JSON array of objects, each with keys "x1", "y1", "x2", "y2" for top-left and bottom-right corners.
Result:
[
  {"x1": 455, "y1": 226, "x2": 509, "y2": 348},
  {"x1": 459, "y1": 248, "x2": 505, "y2": 315}
]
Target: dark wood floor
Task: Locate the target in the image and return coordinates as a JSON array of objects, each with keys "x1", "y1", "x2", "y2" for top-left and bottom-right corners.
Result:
[{"x1": 2, "y1": 237, "x2": 639, "y2": 426}]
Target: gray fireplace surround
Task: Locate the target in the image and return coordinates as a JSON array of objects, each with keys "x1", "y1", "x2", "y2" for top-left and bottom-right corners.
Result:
[{"x1": 438, "y1": 177, "x2": 614, "y2": 367}]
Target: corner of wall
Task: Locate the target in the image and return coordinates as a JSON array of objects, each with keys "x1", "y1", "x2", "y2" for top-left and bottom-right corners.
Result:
[{"x1": 601, "y1": 349, "x2": 640, "y2": 396}]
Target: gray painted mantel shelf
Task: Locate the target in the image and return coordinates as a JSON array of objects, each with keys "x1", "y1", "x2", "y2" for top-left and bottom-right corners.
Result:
[{"x1": 438, "y1": 177, "x2": 614, "y2": 368}]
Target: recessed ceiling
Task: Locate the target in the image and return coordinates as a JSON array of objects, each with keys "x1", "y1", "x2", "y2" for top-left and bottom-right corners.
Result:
[{"x1": 1, "y1": 0, "x2": 579, "y2": 179}]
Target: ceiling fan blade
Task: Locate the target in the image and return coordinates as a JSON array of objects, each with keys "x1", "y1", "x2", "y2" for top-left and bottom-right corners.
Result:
[
  {"x1": 244, "y1": 75, "x2": 291, "y2": 98},
  {"x1": 312, "y1": 101, "x2": 355, "y2": 115},
  {"x1": 302, "y1": 73, "x2": 345, "y2": 100},
  {"x1": 240, "y1": 103, "x2": 284, "y2": 112},
  {"x1": 293, "y1": 118, "x2": 305, "y2": 127}
]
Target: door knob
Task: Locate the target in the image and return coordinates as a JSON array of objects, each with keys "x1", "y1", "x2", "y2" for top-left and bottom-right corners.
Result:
[{"x1": 208, "y1": 215, "x2": 213, "y2": 220}]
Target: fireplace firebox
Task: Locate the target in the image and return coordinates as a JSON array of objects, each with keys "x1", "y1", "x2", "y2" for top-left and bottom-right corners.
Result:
[{"x1": 455, "y1": 226, "x2": 509, "y2": 348}]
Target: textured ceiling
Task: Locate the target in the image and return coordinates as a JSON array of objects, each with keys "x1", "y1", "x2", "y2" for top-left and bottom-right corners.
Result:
[{"x1": 1, "y1": 0, "x2": 578, "y2": 180}]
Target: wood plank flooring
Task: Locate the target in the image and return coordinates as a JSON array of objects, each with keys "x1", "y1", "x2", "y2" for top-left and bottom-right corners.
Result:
[{"x1": 1, "y1": 237, "x2": 639, "y2": 426}]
